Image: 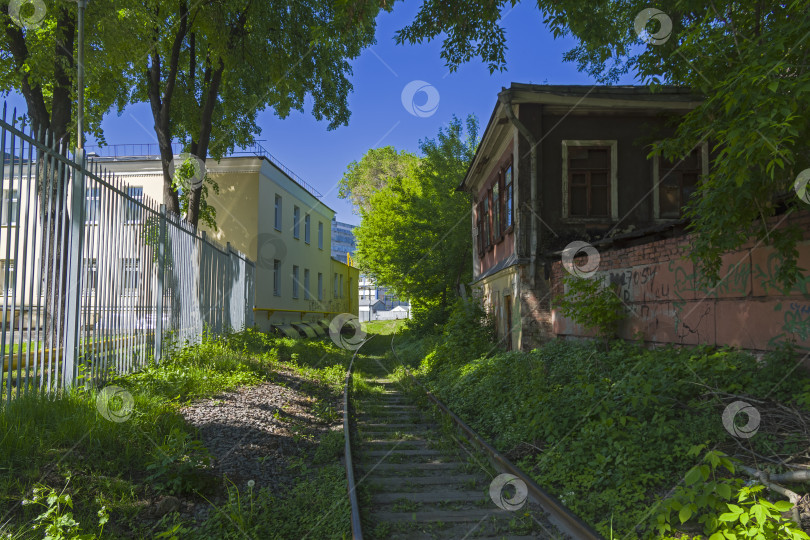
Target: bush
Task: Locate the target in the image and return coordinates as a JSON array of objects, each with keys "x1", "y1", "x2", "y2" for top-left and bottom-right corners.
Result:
[{"x1": 553, "y1": 274, "x2": 625, "y2": 349}]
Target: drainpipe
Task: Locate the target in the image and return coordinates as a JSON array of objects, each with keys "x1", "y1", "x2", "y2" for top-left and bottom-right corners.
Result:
[{"x1": 499, "y1": 93, "x2": 538, "y2": 287}]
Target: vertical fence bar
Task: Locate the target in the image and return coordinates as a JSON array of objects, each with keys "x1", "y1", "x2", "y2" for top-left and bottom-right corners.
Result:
[
  {"x1": 155, "y1": 204, "x2": 166, "y2": 362},
  {"x1": 63, "y1": 149, "x2": 86, "y2": 388}
]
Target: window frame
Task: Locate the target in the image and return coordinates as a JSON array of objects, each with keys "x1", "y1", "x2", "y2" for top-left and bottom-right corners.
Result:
[
  {"x1": 293, "y1": 206, "x2": 300, "y2": 239},
  {"x1": 1, "y1": 189, "x2": 19, "y2": 226},
  {"x1": 273, "y1": 259, "x2": 281, "y2": 296},
  {"x1": 317, "y1": 272, "x2": 323, "y2": 301},
  {"x1": 85, "y1": 187, "x2": 101, "y2": 225},
  {"x1": 561, "y1": 140, "x2": 618, "y2": 221},
  {"x1": 653, "y1": 142, "x2": 709, "y2": 220},
  {"x1": 121, "y1": 257, "x2": 139, "y2": 293},
  {"x1": 304, "y1": 268, "x2": 310, "y2": 299},
  {"x1": 125, "y1": 186, "x2": 144, "y2": 224},
  {"x1": 304, "y1": 214, "x2": 311, "y2": 244},
  {"x1": 318, "y1": 221, "x2": 323, "y2": 250},
  {"x1": 274, "y1": 195, "x2": 282, "y2": 231},
  {"x1": 503, "y1": 164, "x2": 514, "y2": 231},
  {"x1": 491, "y1": 181, "x2": 500, "y2": 242},
  {"x1": 292, "y1": 265, "x2": 300, "y2": 299}
]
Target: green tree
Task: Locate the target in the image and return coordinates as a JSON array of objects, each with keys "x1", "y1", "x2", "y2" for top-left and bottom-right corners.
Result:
[
  {"x1": 352, "y1": 115, "x2": 478, "y2": 321},
  {"x1": 0, "y1": 0, "x2": 135, "y2": 145},
  {"x1": 130, "y1": 0, "x2": 387, "y2": 226},
  {"x1": 396, "y1": 1, "x2": 810, "y2": 289},
  {"x1": 339, "y1": 146, "x2": 419, "y2": 214}
]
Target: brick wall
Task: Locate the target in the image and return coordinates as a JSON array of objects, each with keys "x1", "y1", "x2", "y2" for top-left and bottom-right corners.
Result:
[{"x1": 550, "y1": 210, "x2": 810, "y2": 351}]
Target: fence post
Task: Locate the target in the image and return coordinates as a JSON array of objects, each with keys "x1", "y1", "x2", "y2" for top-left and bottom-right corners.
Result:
[
  {"x1": 63, "y1": 149, "x2": 87, "y2": 388},
  {"x1": 154, "y1": 204, "x2": 166, "y2": 362},
  {"x1": 225, "y1": 242, "x2": 233, "y2": 332},
  {"x1": 200, "y1": 230, "x2": 207, "y2": 338}
]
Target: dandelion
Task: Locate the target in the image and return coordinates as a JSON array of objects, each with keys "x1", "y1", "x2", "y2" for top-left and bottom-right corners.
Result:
[{"x1": 247, "y1": 480, "x2": 255, "y2": 489}]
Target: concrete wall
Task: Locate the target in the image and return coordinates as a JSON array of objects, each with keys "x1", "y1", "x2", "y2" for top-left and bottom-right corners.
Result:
[{"x1": 550, "y1": 210, "x2": 810, "y2": 351}]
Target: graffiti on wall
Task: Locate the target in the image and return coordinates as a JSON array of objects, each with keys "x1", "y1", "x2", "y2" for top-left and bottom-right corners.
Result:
[{"x1": 557, "y1": 242, "x2": 810, "y2": 349}]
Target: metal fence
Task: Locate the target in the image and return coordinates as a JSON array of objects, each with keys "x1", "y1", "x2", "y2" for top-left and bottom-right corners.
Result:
[{"x1": 0, "y1": 106, "x2": 255, "y2": 403}]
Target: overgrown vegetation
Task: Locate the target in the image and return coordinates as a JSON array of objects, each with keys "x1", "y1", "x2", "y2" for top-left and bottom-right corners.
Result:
[
  {"x1": 0, "y1": 329, "x2": 352, "y2": 538},
  {"x1": 394, "y1": 300, "x2": 810, "y2": 538},
  {"x1": 553, "y1": 274, "x2": 625, "y2": 350}
]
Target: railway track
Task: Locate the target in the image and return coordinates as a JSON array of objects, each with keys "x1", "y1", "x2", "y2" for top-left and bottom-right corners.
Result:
[{"x1": 342, "y1": 334, "x2": 604, "y2": 540}]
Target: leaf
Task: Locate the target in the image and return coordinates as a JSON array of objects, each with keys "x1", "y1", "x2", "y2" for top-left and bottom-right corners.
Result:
[
  {"x1": 727, "y1": 504, "x2": 743, "y2": 514},
  {"x1": 716, "y1": 483, "x2": 732, "y2": 499},
  {"x1": 686, "y1": 466, "x2": 702, "y2": 486},
  {"x1": 719, "y1": 512, "x2": 740, "y2": 522},
  {"x1": 773, "y1": 500, "x2": 793, "y2": 512},
  {"x1": 679, "y1": 505, "x2": 693, "y2": 524}
]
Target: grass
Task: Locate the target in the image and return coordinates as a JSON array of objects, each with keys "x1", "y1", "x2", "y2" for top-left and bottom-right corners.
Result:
[{"x1": 0, "y1": 327, "x2": 353, "y2": 539}]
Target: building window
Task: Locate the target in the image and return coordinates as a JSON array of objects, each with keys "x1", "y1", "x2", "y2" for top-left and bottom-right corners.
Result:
[
  {"x1": 333, "y1": 273, "x2": 338, "y2": 298},
  {"x1": 305, "y1": 214, "x2": 311, "y2": 244},
  {"x1": 568, "y1": 146, "x2": 609, "y2": 217},
  {"x1": 274, "y1": 195, "x2": 282, "y2": 231},
  {"x1": 293, "y1": 206, "x2": 300, "y2": 239},
  {"x1": 482, "y1": 196, "x2": 491, "y2": 249},
  {"x1": 317, "y1": 272, "x2": 323, "y2": 301},
  {"x1": 1, "y1": 190, "x2": 19, "y2": 225},
  {"x1": 562, "y1": 141, "x2": 618, "y2": 219},
  {"x1": 318, "y1": 221, "x2": 323, "y2": 250},
  {"x1": 1, "y1": 260, "x2": 14, "y2": 294},
  {"x1": 83, "y1": 258, "x2": 97, "y2": 292},
  {"x1": 121, "y1": 258, "x2": 139, "y2": 292},
  {"x1": 292, "y1": 265, "x2": 300, "y2": 298},
  {"x1": 86, "y1": 187, "x2": 100, "y2": 224},
  {"x1": 655, "y1": 145, "x2": 707, "y2": 219},
  {"x1": 340, "y1": 275, "x2": 343, "y2": 298},
  {"x1": 504, "y1": 165, "x2": 513, "y2": 229},
  {"x1": 491, "y1": 182, "x2": 500, "y2": 241},
  {"x1": 273, "y1": 259, "x2": 281, "y2": 296},
  {"x1": 126, "y1": 187, "x2": 143, "y2": 223},
  {"x1": 476, "y1": 201, "x2": 484, "y2": 257},
  {"x1": 304, "y1": 269, "x2": 310, "y2": 300}
]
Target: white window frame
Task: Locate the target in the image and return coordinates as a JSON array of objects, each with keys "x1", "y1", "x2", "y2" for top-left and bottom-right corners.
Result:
[
  {"x1": 1, "y1": 189, "x2": 19, "y2": 226},
  {"x1": 652, "y1": 141, "x2": 709, "y2": 220},
  {"x1": 317, "y1": 272, "x2": 323, "y2": 301},
  {"x1": 273, "y1": 259, "x2": 281, "y2": 296},
  {"x1": 304, "y1": 268, "x2": 310, "y2": 299},
  {"x1": 292, "y1": 265, "x2": 300, "y2": 299},
  {"x1": 121, "y1": 258, "x2": 139, "y2": 294},
  {"x1": 293, "y1": 206, "x2": 300, "y2": 239},
  {"x1": 126, "y1": 186, "x2": 144, "y2": 224},
  {"x1": 85, "y1": 187, "x2": 101, "y2": 224},
  {"x1": 305, "y1": 214, "x2": 311, "y2": 244},
  {"x1": 561, "y1": 140, "x2": 618, "y2": 220},
  {"x1": 274, "y1": 195, "x2": 282, "y2": 231},
  {"x1": 318, "y1": 221, "x2": 323, "y2": 250}
]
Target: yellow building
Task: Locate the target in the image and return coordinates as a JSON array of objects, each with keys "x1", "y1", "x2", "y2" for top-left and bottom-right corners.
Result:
[{"x1": 101, "y1": 154, "x2": 359, "y2": 331}]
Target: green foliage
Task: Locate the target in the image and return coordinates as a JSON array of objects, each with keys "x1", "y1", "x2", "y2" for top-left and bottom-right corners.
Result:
[
  {"x1": 396, "y1": 1, "x2": 810, "y2": 290},
  {"x1": 409, "y1": 322, "x2": 810, "y2": 537},
  {"x1": 127, "y1": 0, "x2": 389, "y2": 225},
  {"x1": 171, "y1": 156, "x2": 221, "y2": 230},
  {"x1": 145, "y1": 427, "x2": 212, "y2": 495},
  {"x1": 352, "y1": 115, "x2": 478, "y2": 312},
  {"x1": 198, "y1": 465, "x2": 350, "y2": 539},
  {"x1": 554, "y1": 274, "x2": 625, "y2": 348},
  {"x1": 656, "y1": 447, "x2": 809, "y2": 540},
  {"x1": 22, "y1": 480, "x2": 108, "y2": 540},
  {"x1": 0, "y1": 328, "x2": 351, "y2": 537},
  {"x1": 0, "y1": 0, "x2": 137, "y2": 142},
  {"x1": 339, "y1": 145, "x2": 419, "y2": 214}
]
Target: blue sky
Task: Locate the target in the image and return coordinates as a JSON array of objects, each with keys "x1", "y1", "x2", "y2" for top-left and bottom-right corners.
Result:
[{"x1": 6, "y1": 2, "x2": 637, "y2": 225}]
